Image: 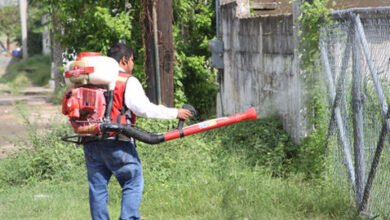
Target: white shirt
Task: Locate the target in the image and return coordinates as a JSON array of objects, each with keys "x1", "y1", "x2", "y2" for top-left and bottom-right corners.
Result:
[{"x1": 124, "y1": 76, "x2": 178, "y2": 119}]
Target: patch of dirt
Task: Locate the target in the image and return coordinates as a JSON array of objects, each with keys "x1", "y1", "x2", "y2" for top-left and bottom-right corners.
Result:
[
  {"x1": 0, "y1": 53, "x2": 65, "y2": 159},
  {"x1": 0, "y1": 103, "x2": 63, "y2": 159}
]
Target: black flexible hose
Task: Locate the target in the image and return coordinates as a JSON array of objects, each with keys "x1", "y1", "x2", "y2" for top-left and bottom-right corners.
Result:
[
  {"x1": 101, "y1": 123, "x2": 165, "y2": 145},
  {"x1": 104, "y1": 90, "x2": 114, "y2": 120}
]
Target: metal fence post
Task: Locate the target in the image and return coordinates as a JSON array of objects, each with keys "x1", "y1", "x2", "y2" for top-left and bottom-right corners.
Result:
[
  {"x1": 353, "y1": 13, "x2": 390, "y2": 215},
  {"x1": 320, "y1": 41, "x2": 356, "y2": 188},
  {"x1": 354, "y1": 14, "x2": 388, "y2": 116},
  {"x1": 324, "y1": 28, "x2": 352, "y2": 157},
  {"x1": 352, "y1": 17, "x2": 365, "y2": 205}
]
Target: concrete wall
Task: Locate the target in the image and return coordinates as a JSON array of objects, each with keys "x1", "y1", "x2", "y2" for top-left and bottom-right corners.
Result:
[{"x1": 218, "y1": 1, "x2": 306, "y2": 141}]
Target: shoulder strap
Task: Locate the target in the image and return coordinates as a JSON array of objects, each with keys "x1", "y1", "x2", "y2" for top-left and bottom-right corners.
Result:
[
  {"x1": 117, "y1": 76, "x2": 134, "y2": 124},
  {"x1": 104, "y1": 90, "x2": 114, "y2": 122}
]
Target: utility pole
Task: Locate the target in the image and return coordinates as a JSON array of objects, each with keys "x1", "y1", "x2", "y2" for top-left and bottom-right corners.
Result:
[
  {"x1": 142, "y1": 0, "x2": 174, "y2": 106},
  {"x1": 19, "y1": 0, "x2": 28, "y2": 59}
]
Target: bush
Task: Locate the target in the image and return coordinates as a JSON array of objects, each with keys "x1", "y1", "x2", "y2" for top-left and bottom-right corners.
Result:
[
  {"x1": 8, "y1": 74, "x2": 30, "y2": 95},
  {"x1": 51, "y1": 85, "x2": 70, "y2": 105},
  {"x1": 0, "y1": 121, "x2": 84, "y2": 186},
  {"x1": 0, "y1": 114, "x2": 304, "y2": 187},
  {"x1": 1, "y1": 55, "x2": 51, "y2": 87},
  {"x1": 217, "y1": 118, "x2": 298, "y2": 176}
]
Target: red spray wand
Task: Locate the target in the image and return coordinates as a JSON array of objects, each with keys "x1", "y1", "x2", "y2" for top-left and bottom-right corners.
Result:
[
  {"x1": 164, "y1": 105, "x2": 257, "y2": 141},
  {"x1": 102, "y1": 105, "x2": 258, "y2": 144}
]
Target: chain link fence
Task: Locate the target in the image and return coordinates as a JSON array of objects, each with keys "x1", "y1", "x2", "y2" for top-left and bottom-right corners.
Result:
[{"x1": 320, "y1": 7, "x2": 390, "y2": 219}]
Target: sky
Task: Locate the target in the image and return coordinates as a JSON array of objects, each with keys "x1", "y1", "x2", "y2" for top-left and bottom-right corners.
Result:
[{"x1": 0, "y1": 0, "x2": 18, "y2": 8}]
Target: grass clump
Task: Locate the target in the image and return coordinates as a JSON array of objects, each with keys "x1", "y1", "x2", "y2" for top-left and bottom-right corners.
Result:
[
  {"x1": 1, "y1": 55, "x2": 51, "y2": 87},
  {"x1": 217, "y1": 118, "x2": 298, "y2": 176},
  {"x1": 0, "y1": 113, "x2": 83, "y2": 187},
  {"x1": 8, "y1": 74, "x2": 30, "y2": 95}
]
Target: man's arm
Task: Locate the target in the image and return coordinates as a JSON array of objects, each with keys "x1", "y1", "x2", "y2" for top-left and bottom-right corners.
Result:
[{"x1": 124, "y1": 77, "x2": 190, "y2": 120}]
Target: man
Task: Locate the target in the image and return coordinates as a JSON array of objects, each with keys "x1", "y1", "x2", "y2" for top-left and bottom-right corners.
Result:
[{"x1": 83, "y1": 42, "x2": 191, "y2": 220}]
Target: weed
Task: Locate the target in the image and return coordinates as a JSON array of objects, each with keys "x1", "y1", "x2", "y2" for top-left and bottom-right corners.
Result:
[
  {"x1": 0, "y1": 116, "x2": 358, "y2": 219},
  {"x1": 1, "y1": 55, "x2": 51, "y2": 87}
]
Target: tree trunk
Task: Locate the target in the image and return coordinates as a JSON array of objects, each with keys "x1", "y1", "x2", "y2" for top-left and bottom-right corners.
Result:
[
  {"x1": 142, "y1": 0, "x2": 156, "y2": 103},
  {"x1": 6, "y1": 33, "x2": 10, "y2": 52},
  {"x1": 51, "y1": 12, "x2": 64, "y2": 91},
  {"x1": 141, "y1": 0, "x2": 174, "y2": 106},
  {"x1": 19, "y1": 0, "x2": 28, "y2": 60},
  {"x1": 156, "y1": 0, "x2": 174, "y2": 107}
]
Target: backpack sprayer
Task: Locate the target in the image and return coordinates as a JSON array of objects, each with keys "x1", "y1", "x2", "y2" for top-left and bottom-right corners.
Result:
[{"x1": 61, "y1": 52, "x2": 258, "y2": 145}]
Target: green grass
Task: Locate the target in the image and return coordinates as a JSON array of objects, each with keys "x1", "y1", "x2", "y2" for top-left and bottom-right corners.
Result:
[
  {"x1": 0, "y1": 117, "x2": 360, "y2": 220},
  {"x1": 0, "y1": 55, "x2": 51, "y2": 88},
  {"x1": 140, "y1": 164, "x2": 357, "y2": 220},
  {"x1": 0, "y1": 182, "x2": 90, "y2": 220},
  {"x1": 0, "y1": 164, "x2": 358, "y2": 220}
]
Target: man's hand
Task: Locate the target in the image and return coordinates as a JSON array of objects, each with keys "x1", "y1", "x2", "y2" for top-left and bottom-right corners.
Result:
[{"x1": 177, "y1": 108, "x2": 192, "y2": 120}]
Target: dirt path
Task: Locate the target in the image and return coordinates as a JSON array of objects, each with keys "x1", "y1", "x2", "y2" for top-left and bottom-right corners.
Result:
[
  {"x1": 0, "y1": 90, "x2": 63, "y2": 159},
  {"x1": 0, "y1": 104, "x2": 59, "y2": 159},
  {"x1": 0, "y1": 54, "x2": 63, "y2": 159}
]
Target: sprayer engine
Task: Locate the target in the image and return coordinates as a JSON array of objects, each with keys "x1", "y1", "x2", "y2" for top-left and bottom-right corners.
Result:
[{"x1": 62, "y1": 87, "x2": 107, "y2": 135}]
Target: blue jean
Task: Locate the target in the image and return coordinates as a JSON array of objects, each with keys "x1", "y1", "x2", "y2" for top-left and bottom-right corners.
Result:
[{"x1": 83, "y1": 140, "x2": 144, "y2": 220}]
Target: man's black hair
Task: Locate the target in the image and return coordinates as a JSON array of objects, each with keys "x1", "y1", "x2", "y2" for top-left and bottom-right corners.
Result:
[{"x1": 107, "y1": 42, "x2": 134, "y2": 63}]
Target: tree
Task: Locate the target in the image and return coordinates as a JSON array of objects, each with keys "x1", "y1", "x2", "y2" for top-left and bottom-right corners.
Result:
[
  {"x1": 51, "y1": 11, "x2": 63, "y2": 90},
  {"x1": 39, "y1": 1, "x2": 133, "y2": 53},
  {"x1": 0, "y1": 6, "x2": 19, "y2": 51},
  {"x1": 29, "y1": 0, "x2": 218, "y2": 116},
  {"x1": 173, "y1": 0, "x2": 217, "y2": 116},
  {"x1": 31, "y1": 0, "x2": 135, "y2": 90},
  {"x1": 141, "y1": 0, "x2": 174, "y2": 106}
]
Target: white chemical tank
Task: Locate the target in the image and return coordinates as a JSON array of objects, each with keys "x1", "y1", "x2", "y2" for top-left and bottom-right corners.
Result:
[{"x1": 64, "y1": 52, "x2": 119, "y2": 90}]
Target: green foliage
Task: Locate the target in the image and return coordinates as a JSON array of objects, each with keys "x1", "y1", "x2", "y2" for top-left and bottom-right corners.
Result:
[
  {"x1": 0, "y1": 105, "x2": 82, "y2": 185},
  {"x1": 0, "y1": 6, "x2": 19, "y2": 39},
  {"x1": 27, "y1": 6, "x2": 46, "y2": 55},
  {"x1": 29, "y1": 0, "x2": 217, "y2": 117},
  {"x1": 0, "y1": 120, "x2": 83, "y2": 187},
  {"x1": 33, "y1": 0, "x2": 134, "y2": 53},
  {"x1": 0, "y1": 161, "x2": 359, "y2": 220},
  {"x1": 176, "y1": 54, "x2": 218, "y2": 117},
  {"x1": 173, "y1": 0, "x2": 217, "y2": 117},
  {"x1": 297, "y1": 0, "x2": 333, "y2": 178},
  {"x1": 173, "y1": 0, "x2": 215, "y2": 55},
  {"x1": 8, "y1": 74, "x2": 30, "y2": 95},
  {"x1": 0, "y1": 182, "x2": 90, "y2": 219},
  {"x1": 1, "y1": 55, "x2": 51, "y2": 87},
  {"x1": 87, "y1": 6, "x2": 132, "y2": 53},
  {"x1": 3, "y1": 3, "x2": 47, "y2": 55},
  {"x1": 299, "y1": 0, "x2": 332, "y2": 68},
  {"x1": 28, "y1": 31, "x2": 43, "y2": 55},
  {"x1": 296, "y1": 72, "x2": 329, "y2": 178},
  {"x1": 0, "y1": 114, "x2": 360, "y2": 219},
  {"x1": 218, "y1": 118, "x2": 298, "y2": 176},
  {"x1": 172, "y1": 57, "x2": 188, "y2": 106},
  {"x1": 135, "y1": 118, "x2": 357, "y2": 219},
  {"x1": 51, "y1": 84, "x2": 70, "y2": 105}
]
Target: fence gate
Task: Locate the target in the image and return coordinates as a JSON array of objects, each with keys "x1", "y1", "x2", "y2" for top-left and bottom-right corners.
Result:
[{"x1": 320, "y1": 7, "x2": 390, "y2": 218}]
